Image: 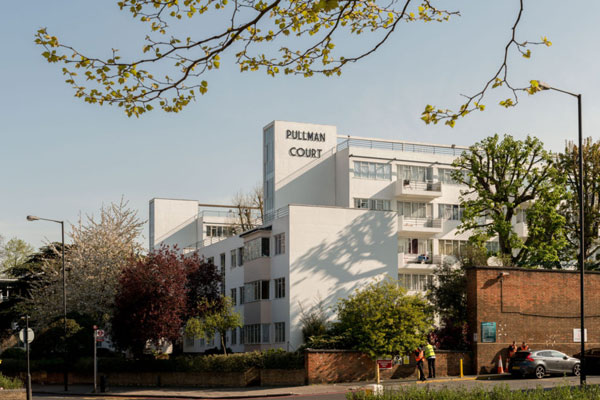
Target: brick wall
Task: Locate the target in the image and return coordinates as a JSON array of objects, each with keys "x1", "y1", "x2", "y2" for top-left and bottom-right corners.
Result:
[
  {"x1": 305, "y1": 349, "x2": 472, "y2": 384},
  {"x1": 466, "y1": 266, "x2": 600, "y2": 374}
]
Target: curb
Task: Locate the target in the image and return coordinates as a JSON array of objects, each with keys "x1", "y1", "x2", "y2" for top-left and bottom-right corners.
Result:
[
  {"x1": 33, "y1": 390, "x2": 296, "y2": 399},
  {"x1": 476, "y1": 374, "x2": 513, "y2": 381}
]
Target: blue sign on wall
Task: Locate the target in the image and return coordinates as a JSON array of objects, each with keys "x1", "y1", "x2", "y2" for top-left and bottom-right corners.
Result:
[{"x1": 481, "y1": 322, "x2": 497, "y2": 343}]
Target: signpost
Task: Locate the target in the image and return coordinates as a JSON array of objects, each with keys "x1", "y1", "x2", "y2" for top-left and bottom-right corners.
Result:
[
  {"x1": 20, "y1": 316, "x2": 33, "y2": 400},
  {"x1": 93, "y1": 326, "x2": 104, "y2": 393}
]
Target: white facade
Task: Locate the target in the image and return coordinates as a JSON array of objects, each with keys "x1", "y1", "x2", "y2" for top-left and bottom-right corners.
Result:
[{"x1": 149, "y1": 120, "x2": 484, "y2": 353}]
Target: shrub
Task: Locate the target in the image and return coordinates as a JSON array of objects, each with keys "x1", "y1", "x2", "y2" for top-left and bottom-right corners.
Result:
[
  {"x1": 0, "y1": 372, "x2": 23, "y2": 389},
  {"x1": 1, "y1": 348, "x2": 26, "y2": 359}
]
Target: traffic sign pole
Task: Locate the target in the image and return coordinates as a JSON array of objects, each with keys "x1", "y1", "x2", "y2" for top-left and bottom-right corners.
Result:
[
  {"x1": 24, "y1": 316, "x2": 32, "y2": 400},
  {"x1": 93, "y1": 326, "x2": 97, "y2": 393}
]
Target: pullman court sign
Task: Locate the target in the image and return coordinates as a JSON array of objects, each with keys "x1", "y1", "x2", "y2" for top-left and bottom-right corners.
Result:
[{"x1": 286, "y1": 129, "x2": 326, "y2": 159}]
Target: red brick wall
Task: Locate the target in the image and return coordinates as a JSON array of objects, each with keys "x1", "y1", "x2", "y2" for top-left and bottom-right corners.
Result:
[
  {"x1": 466, "y1": 267, "x2": 600, "y2": 374},
  {"x1": 305, "y1": 349, "x2": 472, "y2": 383}
]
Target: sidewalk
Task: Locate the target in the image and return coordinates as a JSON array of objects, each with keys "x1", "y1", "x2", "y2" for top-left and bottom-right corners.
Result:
[{"x1": 32, "y1": 377, "x2": 479, "y2": 399}]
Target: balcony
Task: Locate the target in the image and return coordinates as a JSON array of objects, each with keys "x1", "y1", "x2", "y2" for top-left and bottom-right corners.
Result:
[
  {"x1": 398, "y1": 216, "x2": 443, "y2": 236},
  {"x1": 396, "y1": 180, "x2": 442, "y2": 200},
  {"x1": 399, "y1": 253, "x2": 433, "y2": 268}
]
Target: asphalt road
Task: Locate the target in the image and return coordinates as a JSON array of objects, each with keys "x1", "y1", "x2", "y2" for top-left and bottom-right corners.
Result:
[{"x1": 34, "y1": 394, "x2": 348, "y2": 400}]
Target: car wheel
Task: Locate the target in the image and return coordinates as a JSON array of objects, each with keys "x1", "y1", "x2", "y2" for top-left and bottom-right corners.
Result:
[
  {"x1": 535, "y1": 365, "x2": 546, "y2": 379},
  {"x1": 573, "y1": 364, "x2": 581, "y2": 377}
]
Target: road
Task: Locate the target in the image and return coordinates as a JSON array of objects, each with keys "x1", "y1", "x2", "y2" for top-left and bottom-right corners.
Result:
[{"x1": 32, "y1": 376, "x2": 600, "y2": 400}]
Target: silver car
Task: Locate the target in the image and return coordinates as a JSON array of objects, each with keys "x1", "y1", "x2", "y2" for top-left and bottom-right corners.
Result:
[{"x1": 509, "y1": 350, "x2": 581, "y2": 379}]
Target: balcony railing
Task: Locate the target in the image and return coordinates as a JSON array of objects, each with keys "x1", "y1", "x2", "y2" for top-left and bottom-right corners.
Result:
[
  {"x1": 400, "y1": 217, "x2": 442, "y2": 228},
  {"x1": 338, "y1": 137, "x2": 469, "y2": 156}
]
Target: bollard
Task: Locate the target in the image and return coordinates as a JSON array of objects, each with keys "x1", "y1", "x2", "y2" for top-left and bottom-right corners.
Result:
[
  {"x1": 460, "y1": 359, "x2": 464, "y2": 378},
  {"x1": 100, "y1": 375, "x2": 107, "y2": 393}
]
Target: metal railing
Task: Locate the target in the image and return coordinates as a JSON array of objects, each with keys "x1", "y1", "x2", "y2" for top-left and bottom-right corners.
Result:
[
  {"x1": 399, "y1": 180, "x2": 442, "y2": 192},
  {"x1": 338, "y1": 137, "x2": 469, "y2": 156},
  {"x1": 400, "y1": 217, "x2": 443, "y2": 228},
  {"x1": 264, "y1": 206, "x2": 290, "y2": 223}
]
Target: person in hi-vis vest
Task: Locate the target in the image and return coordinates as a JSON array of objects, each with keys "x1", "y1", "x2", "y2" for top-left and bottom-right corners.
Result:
[
  {"x1": 414, "y1": 347, "x2": 426, "y2": 381},
  {"x1": 424, "y1": 341, "x2": 436, "y2": 378}
]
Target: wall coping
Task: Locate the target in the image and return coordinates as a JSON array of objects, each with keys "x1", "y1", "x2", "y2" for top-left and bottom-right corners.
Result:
[
  {"x1": 465, "y1": 265, "x2": 600, "y2": 275},
  {"x1": 304, "y1": 349, "x2": 362, "y2": 353}
]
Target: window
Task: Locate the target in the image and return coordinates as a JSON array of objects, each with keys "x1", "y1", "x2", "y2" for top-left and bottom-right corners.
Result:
[
  {"x1": 244, "y1": 237, "x2": 270, "y2": 263},
  {"x1": 230, "y1": 288, "x2": 237, "y2": 306},
  {"x1": 243, "y1": 324, "x2": 261, "y2": 344},
  {"x1": 438, "y1": 204, "x2": 464, "y2": 220},
  {"x1": 398, "y1": 273, "x2": 433, "y2": 291},
  {"x1": 398, "y1": 165, "x2": 432, "y2": 182},
  {"x1": 239, "y1": 286, "x2": 245, "y2": 304},
  {"x1": 230, "y1": 249, "x2": 237, "y2": 268},
  {"x1": 231, "y1": 328, "x2": 237, "y2": 345},
  {"x1": 274, "y1": 277, "x2": 285, "y2": 298},
  {"x1": 206, "y1": 225, "x2": 234, "y2": 237},
  {"x1": 220, "y1": 253, "x2": 226, "y2": 268},
  {"x1": 438, "y1": 168, "x2": 458, "y2": 184},
  {"x1": 207, "y1": 257, "x2": 214, "y2": 265},
  {"x1": 274, "y1": 233, "x2": 286, "y2": 255},
  {"x1": 262, "y1": 323, "x2": 270, "y2": 343},
  {"x1": 244, "y1": 280, "x2": 270, "y2": 302},
  {"x1": 275, "y1": 322, "x2": 285, "y2": 343},
  {"x1": 199, "y1": 337, "x2": 205, "y2": 346},
  {"x1": 398, "y1": 238, "x2": 432, "y2": 255},
  {"x1": 439, "y1": 239, "x2": 468, "y2": 257},
  {"x1": 353, "y1": 161, "x2": 391, "y2": 180},
  {"x1": 397, "y1": 202, "x2": 432, "y2": 218},
  {"x1": 486, "y1": 241, "x2": 500, "y2": 254},
  {"x1": 355, "y1": 198, "x2": 391, "y2": 211},
  {"x1": 185, "y1": 336, "x2": 194, "y2": 347},
  {"x1": 238, "y1": 247, "x2": 244, "y2": 265},
  {"x1": 516, "y1": 209, "x2": 527, "y2": 224}
]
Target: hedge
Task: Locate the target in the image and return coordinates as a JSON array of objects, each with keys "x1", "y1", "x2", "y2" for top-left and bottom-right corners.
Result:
[
  {"x1": 347, "y1": 385, "x2": 600, "y2": 400},
  {"x1": 0, "y1": 349, "x2": 304, "y2": 374},
  {"x1": 0, "y1": 373, "x2": 23, "y2": 389}
]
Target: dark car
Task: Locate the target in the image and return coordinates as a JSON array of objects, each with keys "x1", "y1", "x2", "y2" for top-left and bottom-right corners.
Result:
[
  {"x1": 508, "y1": 350, "x2": 580, "y2": 379},
  {"x1": 573, "y1": 348, "x2": 600, "y2": 374}
]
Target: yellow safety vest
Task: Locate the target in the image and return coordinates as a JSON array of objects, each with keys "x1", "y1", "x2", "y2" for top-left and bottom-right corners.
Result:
[{"x1": 424, "y1": 344, "x2": 435, "y2": 358}]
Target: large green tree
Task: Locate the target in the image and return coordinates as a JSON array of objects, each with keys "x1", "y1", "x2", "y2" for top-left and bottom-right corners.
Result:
[
  {"x1": 185, "y1": 297, "x2": 242, "y2": 355},
  {"x1": 453, "y1": 134, "x2": 567, "y2": 267},
  {"x1": 557, "y1": 138, "x2": 600, "y2": 269},
  {"x1": 0, "y1": 238, "x2": 34, "y2": 274},
  {"x1": 35, "y1": 1, "x2": 548, "y2": 118},
  {"x1": 335, "y1": 278, "x2": 432, "y2": 359}
]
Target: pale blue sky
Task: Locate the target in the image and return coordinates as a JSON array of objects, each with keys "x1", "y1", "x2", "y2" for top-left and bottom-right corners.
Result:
[{"x1": 2, "y1": 1, "x2": 598, "y2": 249}]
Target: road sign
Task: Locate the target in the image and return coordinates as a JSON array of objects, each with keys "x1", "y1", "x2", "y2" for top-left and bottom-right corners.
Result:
[
  {"x1": 95, "y1": 329, "x2": 105, "y2": 342},
  {"x1": 377, "y1": 359, "x2": 393, "y2": 369},
  {"x1": 19, "y1": 328, "x2": 34, "y2": 344}
]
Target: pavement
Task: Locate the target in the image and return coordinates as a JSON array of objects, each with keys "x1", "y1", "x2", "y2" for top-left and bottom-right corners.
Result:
[{"x1": 31, "y1": 376, "x2": 480, "y2": 399}]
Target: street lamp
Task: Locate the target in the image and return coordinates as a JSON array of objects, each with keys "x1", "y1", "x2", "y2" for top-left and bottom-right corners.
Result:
[
  {"x1": 537, "y1": 82, "x2": 586, "y2": 385},
  {"x1": 26, "y1": 215, "x2": 68, "y2": 391}
]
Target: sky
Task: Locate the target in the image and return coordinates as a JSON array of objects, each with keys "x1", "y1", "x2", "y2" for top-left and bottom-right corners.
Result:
[{"x1": 1, "y1": 1, "x2": 599, "y2": 249}]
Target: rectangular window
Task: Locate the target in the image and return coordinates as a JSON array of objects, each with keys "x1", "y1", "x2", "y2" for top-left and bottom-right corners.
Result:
[
  {"x1": 239, "y1": 286, "x2": 245, "y2": 304},
  {"x1": 244, "y1": 237, "x2": 270, "y2": 263},
  {"x1": 262, "y1": 324, "x2": 270, "y2": 343},
  {"x1": 353, "y1": 161, "x2": 391, "y2": 180},
  {"x1": 220, "y1": 253, "x2": 226, "y2": 268},
  {"x1": 238, "y1": 247, "x2": 244, "y2": 265},
  {"x1": 244, "y1": 280, "x2": 270, "y2": 302},
  {"x1": 398, "y1": 165, "x2": 433, "y2": 183},
  {"x1": 206, "y1": 225, "x2": 234, "y2": 237},
  {"x1": 243, "y1": 324, "x2": 261, "y2": 344},
  {"x1": 355, "y1": 198, "x2": 391, "y2": 211},
  {"x1": 398, "y1": 273, "x2": 433, "y2": 291},
  {"x1": 274, "y1": 233, "x2": 286, "y2": 255},
  {"x1": 230, "y1": 249, "x2": 237, "y2": 268},
  {"x1": 185, "y1": 336, "x2": 194, "y2": 347},
  {"x1": 275, "y1": 322, "x2": 285, "y2": 343},
  {"x1": 438, "y1": 204, "x2": 464, "y2": 220},
  {"x1": 397, "y1": 202, "x2": 432, "y2": 218},
  {"x1": 438, "y1": 239, "x2": 468, "y2": 257},
  {"x1": 231, "y1": 328, "x2": 237, "y2": 345},
  {"x1": 486, "y1": 241, "x2": 500, "y2": 254},
  {"x1": 230, "y1": 288, "x2": 237, "y2": 306},
  {"x1": 274, "y1": 277, "x2": 285, "y2": 298},
  {"x1": 398, "y1": 238, "x2": 433, "y2": 255},
  {"x1": 207, "y1": 256, "x2": 214, "y2": 265}
]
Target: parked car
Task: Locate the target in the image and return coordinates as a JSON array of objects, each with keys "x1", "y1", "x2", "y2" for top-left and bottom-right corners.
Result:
[
  {"x1": 508, "y1": 350, "x2": 581, "y2": 379},
  {"x1": 573, "y1": 348, "x2": 600, "y2": 374}
]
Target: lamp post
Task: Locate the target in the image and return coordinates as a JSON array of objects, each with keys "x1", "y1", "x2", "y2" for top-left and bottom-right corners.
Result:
[
  {"x1": 26, "y1": 215, "x2": 68, "y2": 391},
  {"x1": 537, "y1": 82, "x2": 585, "y2": 385}
]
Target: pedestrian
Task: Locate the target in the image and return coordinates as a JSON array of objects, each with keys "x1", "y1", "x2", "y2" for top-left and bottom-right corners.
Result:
[
  {"x1": 519, "y1": 341, "x2": 530, "y2": 352},
  {"x1": 424, "y1": 341, "x2": 436, "y2": 378},
  {"x1": 507, "y1": 341, "x2": 517, "y2": 369},
  {"x1": 414, "y1": 347, "x2": 426, "y2": 381}
]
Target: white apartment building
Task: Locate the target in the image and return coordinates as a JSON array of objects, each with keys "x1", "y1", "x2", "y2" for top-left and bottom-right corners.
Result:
[{"x1": 149, "y1": 120, "x2": 491, "y2": 353}]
